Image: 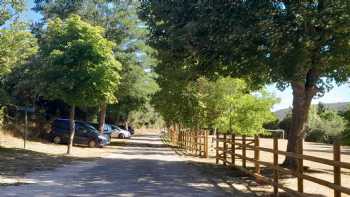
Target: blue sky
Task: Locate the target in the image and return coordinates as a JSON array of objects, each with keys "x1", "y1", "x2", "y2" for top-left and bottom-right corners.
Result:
[{"x1": 21, "y1": 0, "x2": 350, "y2": 111}]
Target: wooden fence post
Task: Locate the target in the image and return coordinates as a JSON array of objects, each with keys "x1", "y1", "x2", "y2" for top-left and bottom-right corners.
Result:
[
  {"x1": 194, "y1": 130, "x2": 196, "y2": 154},
  {"x1": 231, "y1": 133, "x2": 235, "y2": 167},
  {"x1": 185, "y1": 130, "x2": 188, "y2": 151},
  {"x1": 180, "y1": 130, "x2": 183, "y2": 148},
  {"x1": 297, "y1": 140, "x2": 304, "y2": 193},
  {"x1": 190, "y1": 130, "x2": 193, "y2": 153},
  {"x1": 200, "y1": 130, "x2": 202, "y2": 156},
  {"x1": 216, "y1": 132, "x2": 219, "y2": 164},
  {"x1": 254, "y1": 135, "x2": 260, "y2": 174},
  {"x1": 334, "y1": 142, "x2": 341, "y2": 197},
  {"x1": 273, "y1": 135, "x2": 279, "y2": 196},
  {"x1": 204, "y1": 130, "x2": 208, "y2": 158},
  {"x1": 223, "y1": 134, "x2": 227, "y2": 165},
  {"x1": 195, "y1": 130, "x2": 198, "y2": 156},
  {"x1": 184, "y1": 131, "x2": 187, "y2": 150},
  {"x1": 242, "y1": 135, "x2": 246, "y2": 168}
]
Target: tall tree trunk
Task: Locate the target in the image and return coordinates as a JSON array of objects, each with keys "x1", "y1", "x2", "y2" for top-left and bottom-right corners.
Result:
[
  {"x1": 98, "y1": 103, "x2": 107, "y2": 134},
  {"x1": 67, "y1": 105, "x2": 76, "y2": 155},
  {"x1": 283, "y1": 78, "x2": 317, "y2": 169},
  {"x1": 125, "y1": 120, "x2": 129, "y2": 130}
]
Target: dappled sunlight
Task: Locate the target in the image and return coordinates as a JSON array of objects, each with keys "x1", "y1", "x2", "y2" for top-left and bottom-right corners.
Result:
[{"x1": 1, "y1": 134, "x2": 254, "y2": 196}]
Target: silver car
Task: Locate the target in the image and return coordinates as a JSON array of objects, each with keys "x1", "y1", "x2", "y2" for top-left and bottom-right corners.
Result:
[{"x1": 110, "y1": 124, "x2": 131, "y2": 139}]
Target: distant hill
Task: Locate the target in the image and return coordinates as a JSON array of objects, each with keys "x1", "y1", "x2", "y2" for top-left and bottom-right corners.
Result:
[{"x1": 274, "y1": 102, "x2": 350, "y2": 120}]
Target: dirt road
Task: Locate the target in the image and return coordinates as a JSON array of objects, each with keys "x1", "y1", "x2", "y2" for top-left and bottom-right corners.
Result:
[{"x1": 0, "y1": 134, "x2": 256, "y2": 197}]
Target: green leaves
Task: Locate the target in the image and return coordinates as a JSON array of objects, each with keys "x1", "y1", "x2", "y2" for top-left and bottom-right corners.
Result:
[
  {"x1": 33, "y1": 0, "x2": 158, "y2": 122},
  {"x1": 141, "y1": 0, "x2": 350, "y2": 88},
  {"x1": 306, "y1": 106, "x2": 346, "y2": 143},
  {"x1": 39, "y1": 15, "x2": 121, "y2": 107},
  {"x1": 0, "y1": 0, "x2": 24, "y2": 26},
  {"x1": 0, "y1": 22, "x2": 38, "y2": 76},
  {"x1": 152, "y1": 74, "x2": 277, "y2": 135},
  {"x1": 214, "y1": 90, "x2": 277, "y2": 136}
]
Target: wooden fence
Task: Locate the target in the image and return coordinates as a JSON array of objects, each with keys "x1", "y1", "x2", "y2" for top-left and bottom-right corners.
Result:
[
  {"x1": 165, "y1": 129, "x2": 209, "y2": 158},
  {"x1": 216, "y1": 133, "x2": 350, "y2": 197}
]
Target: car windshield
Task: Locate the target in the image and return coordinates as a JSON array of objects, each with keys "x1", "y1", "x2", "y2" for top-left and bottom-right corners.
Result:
[{"x1": 78, "y1": 122, "x2": 98, "y2": 133}]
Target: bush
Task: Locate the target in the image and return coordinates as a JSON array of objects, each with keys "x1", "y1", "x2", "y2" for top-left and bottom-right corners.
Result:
[{"x1": 305, "y1": 107, "x2": 346, "y2": 144}]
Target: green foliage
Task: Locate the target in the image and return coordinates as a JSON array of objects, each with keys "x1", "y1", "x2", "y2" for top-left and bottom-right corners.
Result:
[
  {"x1": 141, "y1": 1, "x2": 350, "y2": 91},
  {"x1": 153, "y1": 74, "x2": 277, "y2": 136},
  {"x1": 0, "y1": 22, "x2": 38, "y2": 106},
  {"x1": 336, "y1": 105, "x2": 350, "y2": 145},
  {"x1": 214, "y1": 88, "x2": 277, "y2": 136},
  {"x1": 141, "y1": 1, "x2": 350, "y2": 164},
  {"x1": 305, "y1": 106, "x2": 346, "y2": 143},
  {"x1": 0, "y1": 0, "x2": 24, "y2": 26},
  {"x1": 278, "y1": 114, "x2": 292, "y2": 136},
  {"x1": 34, "y1": 0, "x2": 158, "y2": 121},
  {"x1": 0, "y1": 22, "x2": 38, "y2": 77},
  {"x1": 128, "y1": 103, "x2": 164, "y2": 129},
  {"x1": 38, "y1": 15, "x2": 121, "y2": 107}
]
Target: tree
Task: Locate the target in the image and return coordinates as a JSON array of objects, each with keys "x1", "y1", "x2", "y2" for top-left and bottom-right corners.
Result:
[
  {"x1": 34, "y1": 0, "x2": 158, "y2": 130},
  {"x1": 39, "y1": 15, "x2": 121, "y2": 154},
  {"x1": 0, "y1": 22, "x2": 38, "y2": 106},
  {"x1": 306, "y1": 106, "x2": 346, "y2": 143},
  {"x1": 0, "y1": 0, "x2": 24, "y2": 26},
  {"x1": 214, "y1": 90, "x2": 277, "y2": 136},
  {"x1": 140, "y1": 0, "x2": 350, "y2": 168},
  {"x1": 0, "y1": 22, "x2": 38, "y2": 77}
]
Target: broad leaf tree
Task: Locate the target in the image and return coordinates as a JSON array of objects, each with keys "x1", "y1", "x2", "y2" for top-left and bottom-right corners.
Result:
[
  {"x1": 140, "y1": 0, "x2": 350, "y2": 168},
  {"x1": 34, "y1": 0, "x2": 158, "y2": 131},
  {"x1": 0, "y1": 21, "x2": 38, "y2": 105},
  {"x1": 0, "y1": 22, "x2": 38, "y2": 77},
  {"x1": 39, "y1": 15, "x2": 121, "y2": 154},
  {"x1": 0, "y1": 0, "x2": 24, "y2": 26}
]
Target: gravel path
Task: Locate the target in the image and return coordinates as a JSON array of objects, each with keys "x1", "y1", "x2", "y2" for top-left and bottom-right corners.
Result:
[{"x1": 0, "y1": 134, "x2": 252, "y2": 197}]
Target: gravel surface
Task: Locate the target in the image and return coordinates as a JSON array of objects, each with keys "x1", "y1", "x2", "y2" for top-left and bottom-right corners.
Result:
[{"x1": 0, "y1": 134, "x2": 255, "y2": 197}]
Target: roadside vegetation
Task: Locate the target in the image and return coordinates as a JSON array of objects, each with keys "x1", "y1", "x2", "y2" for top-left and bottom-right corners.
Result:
[
  {"x1": 0, "y1": 0, "x2": 350, "y2": 192},
  {"x1": 140, "y1": 0, "x2": 350, "y2": 169},
  {"x1": 0, "y1": 1, "x2": 162, "y2": 153}
]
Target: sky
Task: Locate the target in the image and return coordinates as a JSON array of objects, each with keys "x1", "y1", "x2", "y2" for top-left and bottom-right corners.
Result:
[{"x1": 20, "y1": 0, "x2": 350, "y2": 111}]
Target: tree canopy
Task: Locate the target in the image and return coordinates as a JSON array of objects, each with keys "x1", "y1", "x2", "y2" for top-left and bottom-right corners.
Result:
[
  {"x1": 0, "y1": 0, "x2": 24, "y2": 26},
  {"x1": 33, "y1": 0, "x2": 159, "y2": 124},
  {"x1": 39, "y1": 15, "x2": 121, "y2": 107},
  {"x1": 0, "y1": 22, "x2": 38, "y2": 77},
  {"x1": 140, "y1": 0, "x2": 350, "y2": 168}
]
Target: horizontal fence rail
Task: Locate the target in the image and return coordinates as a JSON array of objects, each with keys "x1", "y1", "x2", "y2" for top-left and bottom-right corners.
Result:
[
  {"x1": 216, "y1": 133, "x2": 349, "y2": 197},
  {"x1": 163, "y1": 128, "x2": 209, "y2": 158},
  {"x1": 162, "y1": 129, "x2": 349, "y2": 196}
]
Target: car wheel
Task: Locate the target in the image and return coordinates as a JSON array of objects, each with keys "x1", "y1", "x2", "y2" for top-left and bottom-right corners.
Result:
[
  {"x1": 53, "y1": 136, "x2": 61, "y2": 144},
  {"x1": 118, "y1": 133, "x2": 125, "y2": 139},
  {"x1": 88, "y1": 140, "x2": 97, "y2": 148}
]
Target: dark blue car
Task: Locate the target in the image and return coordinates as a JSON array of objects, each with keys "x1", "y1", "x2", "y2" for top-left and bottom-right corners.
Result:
[{"x1": 50, "y1": 119, "x2": 109, "y2": 148}]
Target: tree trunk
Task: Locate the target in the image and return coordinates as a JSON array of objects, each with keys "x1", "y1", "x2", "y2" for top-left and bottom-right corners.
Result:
[
  {"x1": 67, "y1": 105, "x2": 76, "y2": 155},
  {"x1": 98, "y1": 103, "x2": 107, "y2": 134},
  {"x1": 125, "y1": 120, "x2": 129, "y2": 130},
  {"x1": 282, "y1": 80, "x2": 316, "y2": 169}
]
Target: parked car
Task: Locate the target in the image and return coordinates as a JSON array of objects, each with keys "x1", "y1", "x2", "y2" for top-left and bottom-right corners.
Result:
[
  {"x1": 117, "y1": 124, "x2": 135, "y2": 135},
  {"x1": 49, "y1": 119, "x2": 109, "y2": 148},
  {"x1": 110, "y1": 124, "x2": 131, "y2": 139},
  {"x1": 89, "y1": 122, "x2": 113, "y2": 142}
]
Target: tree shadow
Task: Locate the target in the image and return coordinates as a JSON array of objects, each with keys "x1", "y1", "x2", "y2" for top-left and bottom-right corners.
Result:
[
  {"x1": 0, "y1": 147, "x2": 92, "y2": 177},
  {"x1": 109, "y1": 141, "x2": 168, "y2": 148},
  {"x1": 0, "y1": 157, "x2": 247, "y2": 196}
]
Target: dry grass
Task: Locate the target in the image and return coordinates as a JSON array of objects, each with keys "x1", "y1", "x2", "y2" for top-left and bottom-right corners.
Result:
[
  {"x1": 206, "y1": 137, "x2": 350, "y2": 197},
  {"x1": 0, "y1": 132, "x2": 117, "y2": 185},
  {"x1": 163, "y1": 134, "x2": 350, "y2": 196}
]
